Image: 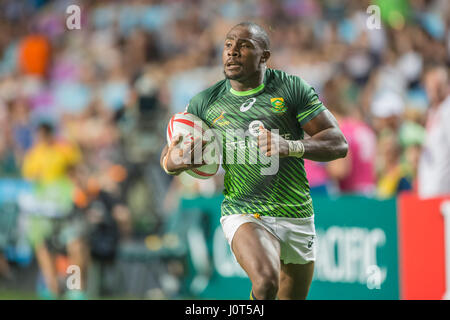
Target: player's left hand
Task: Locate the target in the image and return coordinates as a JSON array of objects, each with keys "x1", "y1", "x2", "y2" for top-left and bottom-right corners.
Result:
[{"x1": 257, "y1": 126, "x2": 289, "y2": 157}]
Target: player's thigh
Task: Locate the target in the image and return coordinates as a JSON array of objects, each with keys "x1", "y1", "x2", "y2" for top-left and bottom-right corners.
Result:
[
  {"x1": 278, "y1": 261, "x2": 314, "y2": 300},
  {"x1": 231, "y1": 222, "x2": 281, "y2": 282}
]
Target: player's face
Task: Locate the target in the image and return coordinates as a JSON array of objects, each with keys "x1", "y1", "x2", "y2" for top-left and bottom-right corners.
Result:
[{"x1": 222, "y1": 27, "x2": 265, "y2": 81}]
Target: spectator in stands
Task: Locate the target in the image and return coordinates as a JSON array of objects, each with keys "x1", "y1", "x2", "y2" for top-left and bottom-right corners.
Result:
[
  {"x1": 324, "y1": 76, "x2": 377, "y2": 195},
  {"x1": 18, "y1": 32, "x2": 50, "y2": 78},
  {"x1": 0, "y1": 126, "x2": 20, "y2": 178},
  {"x1": 418, "y1": 67, "x2": 450, "y2": 199},
  {"x1": 8, "y1": 97, "x2": 33, "y2": 159},
  {"x1": 20, "y1": 122, "x2": 89, "y2": 299},
  {"x1": 376, "y1": 130, "x2": 414, "y2": 199}
]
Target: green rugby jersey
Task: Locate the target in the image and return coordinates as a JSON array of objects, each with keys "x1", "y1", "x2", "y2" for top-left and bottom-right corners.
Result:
[{"x1": 187, "y1": 68, "x2": 326, "y2": 218}]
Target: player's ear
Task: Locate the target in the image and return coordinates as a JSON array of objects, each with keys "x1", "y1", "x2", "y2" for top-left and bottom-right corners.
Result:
[{"x1": 260, "y1": 50, "x2": 271, "y2": 64}]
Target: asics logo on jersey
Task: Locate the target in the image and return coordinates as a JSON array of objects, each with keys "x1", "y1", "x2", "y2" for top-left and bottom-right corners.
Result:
[{"x1": 240, "y1": 98, "x2": 257, "y2": 112}]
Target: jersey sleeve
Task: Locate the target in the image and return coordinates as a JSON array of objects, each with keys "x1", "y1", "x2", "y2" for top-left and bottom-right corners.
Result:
[
  {"x1": 186, "y1": 91, "x2": 208, "y2": 121},
  {"x1": 186, "y1": 99, "x2": 203, "y2": 119},
  {"x1": 289, "y1": 76, "x2": 327, "y2": 127},
  {"x1": 185, "y1": 79, "x2": 228, "y2": 121}
]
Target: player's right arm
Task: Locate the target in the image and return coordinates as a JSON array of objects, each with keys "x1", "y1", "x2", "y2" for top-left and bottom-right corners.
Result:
[
  {"x1": 161, "y1": 92, "x2": 212, "y2": 175},
  {"x1": 160, "y1": 134, "x2": 207, "y2": 175}
]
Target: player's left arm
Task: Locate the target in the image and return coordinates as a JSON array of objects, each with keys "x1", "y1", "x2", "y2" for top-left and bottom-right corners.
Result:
[
  {"x1": 259, "y1": 75, "x2": 348, "y2": 162},
  {"x1": 258, "y1": 110, "x2": 348, "y2": 162},
  {"x1": 300, "y1": 109, "x2": 348, "y2": 161}
]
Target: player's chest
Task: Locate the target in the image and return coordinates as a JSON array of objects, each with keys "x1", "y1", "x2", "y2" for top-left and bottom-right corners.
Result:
[{"x1": 205, "y1": 94, "x2": 293, "y2": 133}]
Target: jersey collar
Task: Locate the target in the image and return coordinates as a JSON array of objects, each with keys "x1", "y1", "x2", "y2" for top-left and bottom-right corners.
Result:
[
  {"x1": 227, "y1": 68, "x2": 270, "y2": 97},
  {"x1": 229, "y1": 83, "x2": 265, "y2": 96}
]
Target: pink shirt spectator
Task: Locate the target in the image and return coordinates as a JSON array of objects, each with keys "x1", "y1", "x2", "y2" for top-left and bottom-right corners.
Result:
[
  {"x1": 338, "y1": 118, "x2": 377, "y2": 194},
  {"x1": 304, "y1": 160, "x2": 328, "y2": 188}
]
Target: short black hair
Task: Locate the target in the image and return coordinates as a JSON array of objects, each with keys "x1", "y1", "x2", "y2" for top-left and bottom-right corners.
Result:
[
  {"x1": 37, "y1": 122, "x2": 54, "y2": 136},
  {"x1": 232, "y1": 22, "x2": 270, "y2": 50}
]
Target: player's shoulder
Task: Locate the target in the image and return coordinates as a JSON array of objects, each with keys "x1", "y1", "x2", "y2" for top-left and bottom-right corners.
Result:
[
  {"x1": 267, "y1": 68, "x2": 290, "y2": 80},
  {"x1": 266, "y1": 69, "x2": 314, "y2": 103},
  {"x1": 189, "y1": 78, "x2": 228, "y2": 106},
  {"x1": 187, "y1": 79, "x2": 228, "y2": 118},
  {"x1": 266, "y1": 68, "x2": 306, "y2": 88}
]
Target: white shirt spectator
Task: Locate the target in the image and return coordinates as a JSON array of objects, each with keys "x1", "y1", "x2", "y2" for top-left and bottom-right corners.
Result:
[{"x1": 418, "y1": 95, "x2": 450, "y2": 198}]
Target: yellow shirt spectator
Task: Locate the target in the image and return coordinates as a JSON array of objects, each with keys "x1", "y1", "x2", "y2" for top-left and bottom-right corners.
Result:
[{"x1": 22, "y1": 140, "x2": 81, "y2": 184}]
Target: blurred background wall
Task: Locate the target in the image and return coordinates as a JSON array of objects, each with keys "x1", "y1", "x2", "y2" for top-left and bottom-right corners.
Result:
[{"x1": 0, "y1": 0, "x2": 449, "y2": 300}]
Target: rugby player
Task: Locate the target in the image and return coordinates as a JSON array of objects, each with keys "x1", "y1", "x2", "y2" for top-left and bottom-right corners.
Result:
[{"x1": 160, "y1": 22, "x2": 348, "y2": 300}]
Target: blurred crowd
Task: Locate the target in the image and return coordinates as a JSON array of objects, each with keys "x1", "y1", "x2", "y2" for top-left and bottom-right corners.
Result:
[{"x1": 0, "y1": 0, "x2": 449, "y2": 299}]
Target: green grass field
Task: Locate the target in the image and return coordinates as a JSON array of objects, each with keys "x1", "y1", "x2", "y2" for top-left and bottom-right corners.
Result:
[{"x1": 0, "y1": 290, "x2": 38, "y2": 300}]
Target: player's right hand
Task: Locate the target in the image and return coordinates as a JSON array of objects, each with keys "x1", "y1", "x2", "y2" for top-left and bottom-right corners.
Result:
[{"x1": 165, "y1": 134, "x2": 208, "y2": 174}]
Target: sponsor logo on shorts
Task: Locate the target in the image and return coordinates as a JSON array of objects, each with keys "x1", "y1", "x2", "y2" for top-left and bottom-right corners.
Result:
[{"x1": 307, "y1": 236, "x2": 315, "y2": 249}]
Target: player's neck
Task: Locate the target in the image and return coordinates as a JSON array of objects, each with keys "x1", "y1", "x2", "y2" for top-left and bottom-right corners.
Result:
[{"x1": 229, "y1": 70, "x2": 265, "y2": 92}]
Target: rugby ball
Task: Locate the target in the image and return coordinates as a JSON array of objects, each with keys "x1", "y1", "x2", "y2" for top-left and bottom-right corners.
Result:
[{"x1": 166, "y1": 112, "x2": 219, "y2": 179}]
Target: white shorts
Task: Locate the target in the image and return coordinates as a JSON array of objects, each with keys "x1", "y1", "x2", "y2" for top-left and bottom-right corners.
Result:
[{"x1": 220, "y1": 214, "x2": 316, "y2": 265}]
